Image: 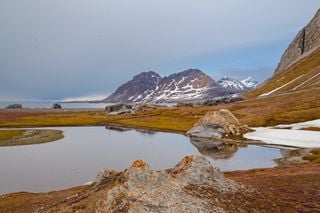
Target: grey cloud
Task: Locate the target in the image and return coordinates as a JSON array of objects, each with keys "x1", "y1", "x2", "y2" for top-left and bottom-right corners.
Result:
[{"x1": 0, "y1": 0, "x2": 318, "y2": 100}]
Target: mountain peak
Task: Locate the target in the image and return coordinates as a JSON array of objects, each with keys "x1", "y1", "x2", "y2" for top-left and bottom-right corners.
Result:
[
  {"x1": 133, "y1": 71, "x2": 161, "y2": 80},
  {"x1": 103, "y1": 69, "x2": 259, "y2": 103},
  {"x1": 218, "y1": 76, "x2": 258, "y2": 90},
  {"x1": 241, "y1": 77, "x2": 258, "y2": 89}
]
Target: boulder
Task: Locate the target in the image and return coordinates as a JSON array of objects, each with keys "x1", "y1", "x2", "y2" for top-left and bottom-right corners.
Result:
[
  {"x1": 105, "y1": 104, "x2": 132, "y2": 113},
  {"x1": 95, "y1": 155, "x2": 242, "y2": 212},
  {"x1": 5, "y1": 104, "x2": 22, "y2": 109},
  {"x1": 52, "y1": 103, "x2": 62, "y2": 109},
  {"x1": 186, "y1": 109, "x2": 249, "y2": 139}
]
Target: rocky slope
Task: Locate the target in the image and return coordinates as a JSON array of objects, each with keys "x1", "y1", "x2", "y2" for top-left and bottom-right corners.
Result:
[
  {"x1": 275, "y1": 9, "x2": 320, "y2": 74},
  {"x1": 246, "y1": 9, "x2": 320, "y2": 98},
  {"x1": 104, "y1": 69, "x2": 257, "y2": 103}
]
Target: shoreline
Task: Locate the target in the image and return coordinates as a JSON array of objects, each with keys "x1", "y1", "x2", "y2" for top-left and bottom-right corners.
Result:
[{"x1": 0, "y1": 129, "x2": 64, "y2": 147}]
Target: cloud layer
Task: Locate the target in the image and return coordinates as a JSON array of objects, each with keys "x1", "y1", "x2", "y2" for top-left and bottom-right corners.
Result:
[{"x1": 0, "y1": 0, "x2": 318, "y2": 100}]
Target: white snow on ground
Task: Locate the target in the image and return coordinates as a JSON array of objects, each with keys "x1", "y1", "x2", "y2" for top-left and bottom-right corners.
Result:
[
  {"x1": 292, "y1": 72, "x2": 320, "y2": 90},
  {"x1": 276, "y1": 119, "x2": 320, "y2": 130},
  {"x1": 259, "y1": 74, "x2": 304, "y2": 97},
  {"x1": 244, "y1": 127, "x2": 320, "y2": 148}
]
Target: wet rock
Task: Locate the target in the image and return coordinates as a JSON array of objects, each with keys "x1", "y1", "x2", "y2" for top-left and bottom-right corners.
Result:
[
  {"x1": 275, "y1": 149, "x2": 311, "y2": 166},
  {"x1": 105, "y1": 125, "x2": 131, "y2": 132},
  {"x1": 95, "y1": 155, "x2": 243, "y2": 212},
  {"x1": 186, "y1": 109, "x2": 249, "y2": 139}
]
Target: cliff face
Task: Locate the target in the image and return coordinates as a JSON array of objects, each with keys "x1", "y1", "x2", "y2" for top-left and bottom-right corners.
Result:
[
  {"x1": 246, "y1": 9, "x2": 320, "y2": 98},
  {"x1": 275, "y1": 9, "x2": 320, "y2": 74}
]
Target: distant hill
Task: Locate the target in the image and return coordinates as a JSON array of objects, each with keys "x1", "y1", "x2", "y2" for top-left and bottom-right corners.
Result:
[
  {"x1": 246, "y1": 9, "x2": 320, "y2": 98},
  {"x1": 103, "y1": 69, "x2": 257, "y2": 103}
]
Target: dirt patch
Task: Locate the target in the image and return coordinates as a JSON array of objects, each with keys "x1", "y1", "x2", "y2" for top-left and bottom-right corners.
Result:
[{"x1": 301, "y1": 127, "x2": 320, "y2": 131}]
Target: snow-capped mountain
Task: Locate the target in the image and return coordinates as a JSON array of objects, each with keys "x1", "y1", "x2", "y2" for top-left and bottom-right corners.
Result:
[
  {"x1": 218, "y1": 76, "x2": 258, "y2": 90},
  {"x1": 217, "y1": 77, "x2": 246, "y2": 90},
  {"x1": 241, "y1": 77, "x2": 258, "y2": 89},
  {"x1": 103, "y1": 70, "x2": 258, "y2": 103}
]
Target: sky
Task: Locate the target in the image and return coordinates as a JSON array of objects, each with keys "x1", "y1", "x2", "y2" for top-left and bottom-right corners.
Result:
[{"x1": 0, "y1": 1, "x2": 319, "y2": 101}]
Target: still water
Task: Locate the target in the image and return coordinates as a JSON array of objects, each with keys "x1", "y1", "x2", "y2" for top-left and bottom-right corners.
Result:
[{"x1": 0, "y1": 127, "x2": 282, "y2": 194}]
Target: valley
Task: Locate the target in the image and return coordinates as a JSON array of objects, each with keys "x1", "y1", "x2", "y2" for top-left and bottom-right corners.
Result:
[{"x1": 0, "y1": 5, "x2": 319, "y2": 213}]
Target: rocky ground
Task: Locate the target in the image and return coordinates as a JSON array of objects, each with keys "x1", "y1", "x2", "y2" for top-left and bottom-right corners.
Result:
[{"x1": 0, "y1": 155, "x2": 319, "y2": 212}]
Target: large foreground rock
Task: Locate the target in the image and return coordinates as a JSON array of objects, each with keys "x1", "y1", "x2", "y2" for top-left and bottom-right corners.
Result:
[
  {"x1": 186, "y1": 109, "x2": 249, "y2": 139},
  {"x1": 95, "y1": 155, "x2": 244, "y2": 212}
]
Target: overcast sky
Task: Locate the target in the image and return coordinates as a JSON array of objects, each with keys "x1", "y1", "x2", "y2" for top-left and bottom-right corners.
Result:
[{"x1": 0, "y1": 1, "x2": 319, "y2": 101}]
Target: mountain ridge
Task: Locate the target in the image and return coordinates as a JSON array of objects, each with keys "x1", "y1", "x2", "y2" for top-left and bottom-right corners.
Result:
[
  {"x1": 246, "y1": 9, "x2": 320, "y2": 98},
  {"x1": 104, "y1": 69, "x2": 257, "y2": 103}
]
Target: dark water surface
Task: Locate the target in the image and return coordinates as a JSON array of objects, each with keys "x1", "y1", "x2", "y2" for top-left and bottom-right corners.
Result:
[{"x1": 0, "y1": 127, "x2": 282, "y2": 194}]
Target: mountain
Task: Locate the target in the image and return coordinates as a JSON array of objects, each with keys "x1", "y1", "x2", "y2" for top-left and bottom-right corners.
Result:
[
  {"x1": 275, "y1": 9, "x2": 320, "y2": 74},
  {"x1": 217, "y1": 76, "x2": 258, "y2": 90},
  {"x1": 104, "y1": 71, "x2": 161, "y2": 103},
  {"x1": 246, "y1": 9, "x2": 320, "y2": 98},
  {"x1": 240, "y1": 77, "x2": 258, "y2": 89},
  {"x1": 103, "y1": 69, "x2": 253, "y2": 103}
]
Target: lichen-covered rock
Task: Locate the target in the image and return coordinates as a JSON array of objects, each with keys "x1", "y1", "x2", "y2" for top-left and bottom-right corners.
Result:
[
  {"x1": 95, "y1": 169, "x2": 117, "y2": 187},
  {"x1": 95, "y1": 155, "x2": 244, "y2": 212},
  {"x1": 186, "y1": 109, "x2": 249, "y2": 139}
]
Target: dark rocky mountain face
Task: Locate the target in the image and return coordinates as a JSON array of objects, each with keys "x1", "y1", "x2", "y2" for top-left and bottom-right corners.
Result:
[
  {"x1": 246, "y1": 9, "x2": 320, "y2": 98},
  {"x1": 275, "y1": 9, "x2": 320, "y2": 74},
  {"x1": 104, "y1": 69, "x2": 254, "y2": 103},
  {"x1": 105, "y1": 71, "x2": 161, "y2": 103}
]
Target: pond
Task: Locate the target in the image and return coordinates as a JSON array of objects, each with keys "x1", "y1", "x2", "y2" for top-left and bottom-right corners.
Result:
[{"x1": 0, "y1": 127, "x2": 284, "y2": 194}]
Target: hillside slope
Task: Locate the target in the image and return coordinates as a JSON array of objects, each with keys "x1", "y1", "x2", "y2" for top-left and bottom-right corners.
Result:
[{"x1": 246, "y1": 9, "x2": 320, "y2": 98}]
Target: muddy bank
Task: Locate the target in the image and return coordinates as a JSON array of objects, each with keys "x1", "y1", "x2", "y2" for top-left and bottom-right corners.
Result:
[{"x1": 0, "y1": 129, "x2": 63, "y2": 146}]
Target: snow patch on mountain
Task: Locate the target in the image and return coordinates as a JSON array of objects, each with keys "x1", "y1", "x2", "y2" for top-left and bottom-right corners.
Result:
[
  {"x1": 104, "y1": 70, "x2": 258, "y2": 103},
  {"x1": 218, "y1": 76, "x2": 258, "y2": 90},
  {"x1": 241, "y1": 77, "x2": 258, "y2": 89}
]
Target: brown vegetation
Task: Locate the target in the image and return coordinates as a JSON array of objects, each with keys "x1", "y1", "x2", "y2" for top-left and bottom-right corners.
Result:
[
  {"x1": 1, "y1": 87, "x2": 320, "y2": 133},
  {"x1": 246, "y1": 48, "x2": 320, "y2": 98}
]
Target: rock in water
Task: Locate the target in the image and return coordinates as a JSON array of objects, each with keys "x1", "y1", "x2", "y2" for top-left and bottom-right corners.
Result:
[
  {"x1": 95, "y1": 155, "x2": 242, "y2": 212},
  {"x1": 186, "y1": 109, "x2": 249, "y2": 139}
]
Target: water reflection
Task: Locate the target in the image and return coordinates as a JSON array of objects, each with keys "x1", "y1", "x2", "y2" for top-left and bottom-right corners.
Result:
[
  {"x1": 0, "y1": 127, "x2": 282, "y2": 194},
  {"x1": 190, "y1": 137, "x2": 244, "y2": 160}
]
